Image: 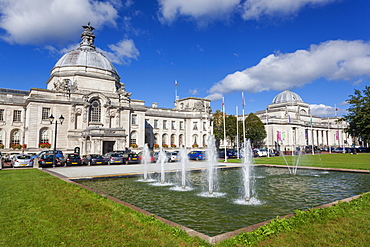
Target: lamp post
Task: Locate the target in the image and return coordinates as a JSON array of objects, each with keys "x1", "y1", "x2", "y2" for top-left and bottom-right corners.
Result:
[{"x1": 49, "y1": 114, "x2": 65, "y2": 168}]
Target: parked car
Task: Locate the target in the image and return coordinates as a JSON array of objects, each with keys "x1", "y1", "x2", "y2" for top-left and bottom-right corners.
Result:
[
  {"x1": 333, "y1": 147, "x2": 351, "y2": 153},
  {"x1": 104, "y1": 152, "x2": 124, "y2": 165},
  {"x1": 64, "y1": 153, "x2": 83, "y2": 166},
  {"x1": 218, "y1": 149, "x2": 237, "y2": 159},
  {"x1": 253, "y1": 148, "x2": 268, "y2": 157},
  {"x1": 168, "y1": 151, "x2": 179, "y2": 162},
  {"x1": 188, "y1": 151, "x2": 206, "y2": 161},
  {"x1": 11, "y1": 154, "x2": 33, "y2": 167},
  {"x1": 83, "y1": 154, "x2": 107, "y2": 165},
  {"x1": 38, "y1": 154, "x2": 60, "y2": 167},
  {"x1": 138, "y1": 151, "x2": 156, "y2": 163},
  {"x1": 126, "y1": 153, "x2": 140, "y2": 164}
]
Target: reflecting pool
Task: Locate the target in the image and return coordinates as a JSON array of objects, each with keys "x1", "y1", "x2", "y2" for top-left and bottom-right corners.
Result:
[{"x1": 78, "y1": 167, "x2": 370, "y2": 236}]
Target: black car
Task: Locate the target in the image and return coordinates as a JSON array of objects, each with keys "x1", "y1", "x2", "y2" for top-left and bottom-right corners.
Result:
[
  {"x1": 64, "y1": 153, "x2": 83, "y2": 166},
  {"x1": 125, "y1": 153, "x2": 139, "y2": 164},
  {"x1": 83, "y1": 154, "x2": 107, "y2": 165},
  {"x1": 38, "y1": 154, "x2": 61, "y2": 167},
  {"x1": 218, "y1": 149, "x2": 237, "y2": 159}
]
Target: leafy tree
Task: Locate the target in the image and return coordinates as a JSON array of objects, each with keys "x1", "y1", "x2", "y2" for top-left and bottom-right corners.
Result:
[
  {"x1": 213, "y1": 110, "x2": 224, "y2": 148},
  {"x1": 342, "y1": 86, "x2": 370, "y2": 144},
  {"x1": 244, "y1": 113, "x2": 267, "y2": 148},
  {"x1": 225, "y1": 115, "x2": 237, "y2": 146}
]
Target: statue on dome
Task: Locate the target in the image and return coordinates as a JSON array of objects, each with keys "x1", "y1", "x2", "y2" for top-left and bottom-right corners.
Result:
[{"x1": 80, "y1": 22, "x2": 95, "y2": 48}]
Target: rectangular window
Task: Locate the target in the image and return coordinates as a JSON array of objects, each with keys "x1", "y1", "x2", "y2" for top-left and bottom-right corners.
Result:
[
  {"x1": 163, "y1": 120, "x2": 167, "y2": 129},
  {"x1": 0, "y1": 109, "x2": 4, "y2": 121},
  {"x1": 154, "y1": 120, "x2": 158, "y2": 129},
  {"x1": 132, "y1": 114, "x2": 137, "y2": 125},
  {"x1": 203, "y1": 122, "x2": 207, "y2": 131},
  {"x1": 193, "y1": 122, "x2": 198, "y2": 130},
  {"x1": 145, "y1": 119, "x2": 149, "y2": 128},
  {"x1": 13, "y1": 110, "x2": 21, "y2": 122},
  {"x1": 42, "y1": 108, "x2": 50, "y2": 120},
  {"x1": 180, "y1": 121, "x2": 184, "y2": 130},
  {"x1": 171, "y1": 121, "x2": 175, "y2": 130}
]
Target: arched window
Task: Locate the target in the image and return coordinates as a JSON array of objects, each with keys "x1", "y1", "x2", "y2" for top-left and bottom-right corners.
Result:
[
  {"x1": 179, "y1": 134, "x2": 184, "y2": 147},
  {"x1": 130, "y1": 131, "x2": 137, "y2": 145},
  {"x1": 171, "y1": 134, "x2": 176, "y2": 145},
  {"x1": 202, "y1": 134, "x2": 207, "y2": 147},
  {"x1": 40, "y1": 128, "x2": 50, "y2": 145},
  {"x1": 192, "y1": 134, "x2": 198, "y2": 145},
  {"x1": 162, "y1": 134, "x2": 168, "y2": 146},
  {"x1": 89, "y1": 99, "x2": 101, "y2": 122},
  {"x1": 11, "y1": 130, "x2": 20, "y2": 145}
]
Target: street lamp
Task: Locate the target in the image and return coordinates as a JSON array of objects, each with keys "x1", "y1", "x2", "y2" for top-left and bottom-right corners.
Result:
[{"x1": 49, "y1": 114, "x2": 65, "y2": 168}]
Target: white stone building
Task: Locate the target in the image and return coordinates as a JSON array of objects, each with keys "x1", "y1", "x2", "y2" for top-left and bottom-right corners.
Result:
[
  {"x1": 0, "y1": 24, "x2": 212, "y2": 155},
  {"x1": 254, "y1": 90, "x2": 352, "y2": 152}
]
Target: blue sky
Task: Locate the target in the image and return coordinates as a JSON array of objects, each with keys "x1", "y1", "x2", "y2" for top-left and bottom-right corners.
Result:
[{"x1": 0, "y1": 0, "x2": 369, "y2": 117}]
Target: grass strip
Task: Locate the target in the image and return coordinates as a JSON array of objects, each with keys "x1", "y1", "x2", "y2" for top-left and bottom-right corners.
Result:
[
  {"x1": 0, "y1": 169, "x2": 210, "y2": 247},
  {"x1": 216, "y1": 192, "x2": 370, "y2": 246}
]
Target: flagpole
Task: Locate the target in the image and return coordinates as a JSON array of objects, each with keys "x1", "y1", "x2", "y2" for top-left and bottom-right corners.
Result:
[
  {"x1": 222, "y1": 97, "x2": 227, "y2": 163},
  {"x1": 310, "y1": 115, "x2": 314, "y2": 155},
  {"x1": 236, "y1": 106, "x2": 239, "y2": 159},
  {"x1": 242, "y1": 92, "x2": 246, "y2": 146},
  {"x1": 175, "y1": 80, "x2": 179, "y2": 101},
  {"x1": 266, "y1": 109, "x2": 269, "y2": 158}
]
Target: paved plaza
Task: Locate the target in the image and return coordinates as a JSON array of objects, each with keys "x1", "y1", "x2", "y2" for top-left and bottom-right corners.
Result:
[{"x1": 43, "y1": 161, "x2": 243, "y2": 180}]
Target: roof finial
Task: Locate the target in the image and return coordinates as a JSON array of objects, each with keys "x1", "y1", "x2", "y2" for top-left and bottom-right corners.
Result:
[{"x1": 80, "y1": 22, "x2": 95, "y2": 49}]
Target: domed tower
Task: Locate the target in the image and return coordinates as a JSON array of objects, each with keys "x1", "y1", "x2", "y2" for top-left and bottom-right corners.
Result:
[
  {"x1": 47, "y1": 23, "x2": 124, "y2": 94},
  {"x1": 272, "y1": 90, "x2": 303, "y2": 104}
]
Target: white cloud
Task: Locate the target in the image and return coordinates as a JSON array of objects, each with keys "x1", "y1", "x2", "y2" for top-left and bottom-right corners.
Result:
[
  {"x1": 103, "y1": 39, "x2": 139, "y2": 65},
  {"x1": 189, "y1": 89, "x2": 199, "y2": 95},
  {"x1": 158, "y1": 0, "x2": 240, "y2": 23},
  {"x1": 242, "y1": 0, "x2": 338, "y2": 20},
  {"x1": 157, "y1": 0, "x2": 337, "y2": 24},
  {"x1": 0, "y1": 0, "x2": 118, "y2": 45},
  {"x1": 207, "y1": 40, "x2": 370, "y2": 100},
  {"x1": 310, "y1": 104, "x2": 346, "y2": 117}
]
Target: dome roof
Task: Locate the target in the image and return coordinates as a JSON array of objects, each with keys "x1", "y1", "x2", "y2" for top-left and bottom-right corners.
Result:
[
  {"x1": 272, "y1": 90, "x2": 303, "y2": 104},
  {"x1": 52, "y1": 23, "x2": 118, "y2": 77}
]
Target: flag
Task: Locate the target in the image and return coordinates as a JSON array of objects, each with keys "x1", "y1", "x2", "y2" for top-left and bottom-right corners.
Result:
[
  {"x1": 242, "y1": 92, "x2": 246, "y2": 107},
  {"x1": 310, "y1": 117, "x2": 312, "y2": 126},
  {"x1": 277, "y1": 131, "x2": 281, "y2": 141},
  {"x1": 336, "y1": 131, "x2": 339, "y2": 140},
  {"x1": 174, "y1": 80, "x2": 178, "y2": 88}
]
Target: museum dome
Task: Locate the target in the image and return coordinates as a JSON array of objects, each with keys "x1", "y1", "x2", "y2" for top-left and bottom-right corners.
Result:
[
  {"x1": 272, "y1": 90, "x2": 303, "y2": 104},
  {"x1": 52, "y1": 23, "x2": 119, "y2": 78}
]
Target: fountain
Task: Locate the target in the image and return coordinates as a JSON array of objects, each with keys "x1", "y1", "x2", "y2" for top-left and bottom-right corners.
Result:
[
  {"x1": 157, "y1": 148, "x2": 167, "y2": 184},
  {"x1": 171, "y1": 146, "x2": 192, "y2": 191},
  {"x1": 141, "y1": 144, "x2": 152, "y2": 181},
  {"x1": 281, "y1": 146, "x2": 302, "y2": 175},
  {"x1": 241, "y1": 140, "x2": 253, "y2": 202}
]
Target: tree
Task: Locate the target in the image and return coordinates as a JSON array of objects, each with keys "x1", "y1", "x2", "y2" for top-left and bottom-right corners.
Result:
[
  {"x1": 244, "y1": 113, "x2": 267, "y2": 148},
  {"x1": 213, "y1": 111, "x2": 238, "y2": 148},
  {"x1": 342, "y1": 86, "x2": 370, "y2": 145}
]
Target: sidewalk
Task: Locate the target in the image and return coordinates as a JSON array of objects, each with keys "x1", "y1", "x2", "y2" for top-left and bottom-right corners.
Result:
[{"x1": 45, "y1": 161, "x2": 243, "y2": 180}]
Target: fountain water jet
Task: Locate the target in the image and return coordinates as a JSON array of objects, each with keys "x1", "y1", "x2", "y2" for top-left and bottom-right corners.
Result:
[
  {"x1": 141, "y1": 144, "x2": 152, "y2": 181},
  {"x1": 282, "y1": 146, "x2": 302, "y2": 175},
  {"x1": 157, "y1": 148, "x2": 167, "y2": 184},
  {"x1": 241, "y1": 140, "x2": 253, "y2": 202}
]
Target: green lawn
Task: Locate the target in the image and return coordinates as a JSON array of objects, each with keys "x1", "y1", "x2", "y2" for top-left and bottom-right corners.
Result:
[
  {"x1": 0, "y1": 169, "x2": 209, "y2": 247},
  {"x1": 223, "y1": 153, "x2": 370, "y2": 170},
  {"x1": 255, "y1": 153, "x2": 370, "y2": 170}
]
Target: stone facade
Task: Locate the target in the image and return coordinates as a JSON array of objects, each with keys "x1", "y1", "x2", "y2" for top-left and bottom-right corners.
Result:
[
  {"x1": 0, "y1": 24, "x2": 212, "y2": 155},
  {"x1": 254, "y1": 90, "x2": 352, "y2": 151}
]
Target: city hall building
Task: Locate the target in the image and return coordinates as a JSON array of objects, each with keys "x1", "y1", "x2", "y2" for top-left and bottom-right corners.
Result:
[{"x1": 0, "y1": 24, "x2": 212, "y2": 155}]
